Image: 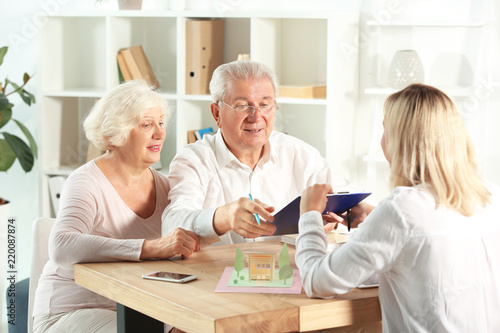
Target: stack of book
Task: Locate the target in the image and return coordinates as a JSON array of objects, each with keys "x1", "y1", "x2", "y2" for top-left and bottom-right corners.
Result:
[
  {"x1": 187, "y1": 127, "x2": 214, "y2": 144},
  {"x1": 117, "y1": 45, "x2": 159, "y2": 88}
]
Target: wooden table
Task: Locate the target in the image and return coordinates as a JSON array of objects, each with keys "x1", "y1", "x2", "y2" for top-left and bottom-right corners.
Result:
[{"x1": 74, "y1": 240, "x2": 381, "y2": 332}]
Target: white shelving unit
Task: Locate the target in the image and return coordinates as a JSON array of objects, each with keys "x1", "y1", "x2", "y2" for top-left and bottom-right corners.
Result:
[
  {"x1": 39, "y1": 10, "x2": 360, "y2": 217},
  {"x1": 358, "y1": 17, "x2": 491, "y2": 195}
]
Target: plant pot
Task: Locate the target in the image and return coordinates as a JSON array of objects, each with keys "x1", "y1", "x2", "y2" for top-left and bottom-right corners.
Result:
[{"x1": 119, "y1": 0, "x2": 143, "y2": 10}]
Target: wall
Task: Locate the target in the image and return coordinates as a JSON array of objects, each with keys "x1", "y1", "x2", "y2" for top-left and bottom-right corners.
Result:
[{"x1": 355, "y1": 0, "x2": 500, "y2": 199}]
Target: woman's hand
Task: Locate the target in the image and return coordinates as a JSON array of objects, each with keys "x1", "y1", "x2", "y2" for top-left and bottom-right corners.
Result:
[
  {"x1": 300, "y1": 184, "x2": 333, "y2": 216},
  {"x1": 141, "y1": 228, "x2": 201, "y2": 260}
]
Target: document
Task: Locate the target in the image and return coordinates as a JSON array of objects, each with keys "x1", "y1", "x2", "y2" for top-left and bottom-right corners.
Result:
[{"x1": 269, "y1": 192, "x2": 372, "y2": 236}]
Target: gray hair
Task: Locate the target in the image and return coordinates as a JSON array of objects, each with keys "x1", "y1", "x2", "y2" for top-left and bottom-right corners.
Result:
[
  {"x1": 209, "y1": 60, "x2": 279, "y2": 103},
  {"x1": 83, "y1": 80, "x2": 170, "y2": 151}
]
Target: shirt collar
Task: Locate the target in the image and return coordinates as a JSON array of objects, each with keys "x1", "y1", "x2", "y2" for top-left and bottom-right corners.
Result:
[{"x1": 214, "y1": 130, "x2": 277, "y2": 170}]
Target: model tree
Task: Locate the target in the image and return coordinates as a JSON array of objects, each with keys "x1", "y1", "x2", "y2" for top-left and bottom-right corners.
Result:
[
  {"x1": 278, "y1": 244, "x2": 293, "y2": 284},
  {"x1": 234, "y1": 248, "x2": 245, "y2": 277}
]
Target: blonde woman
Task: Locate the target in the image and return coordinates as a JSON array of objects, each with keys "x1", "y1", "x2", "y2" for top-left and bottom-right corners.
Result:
[{"x1": 296, "y1": 84, "x2": 500, "y2": 332}]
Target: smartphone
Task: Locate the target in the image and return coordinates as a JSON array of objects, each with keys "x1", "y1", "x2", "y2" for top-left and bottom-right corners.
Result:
[{"x1": 142, "y1": 271, "x2": 198, "y2": 283}]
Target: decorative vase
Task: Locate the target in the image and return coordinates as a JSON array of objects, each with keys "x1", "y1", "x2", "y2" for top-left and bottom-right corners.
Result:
[
  {"x1": 388, "y1": 50, "x2": 425, "y2": 89},
  {"x1": 118, "y1": 0, "x2": 143, "y2": 10}
]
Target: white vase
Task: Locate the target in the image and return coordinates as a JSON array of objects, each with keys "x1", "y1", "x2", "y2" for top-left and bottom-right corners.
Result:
[
  {"x1": 118, "y1": 0, "x2": 143, "y2": 10},
  {"x1": 388, "y1": 50, "x2": 425, "y2": 89}
]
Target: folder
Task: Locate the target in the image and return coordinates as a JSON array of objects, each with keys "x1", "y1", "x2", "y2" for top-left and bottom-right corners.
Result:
[
  {"x1": 269, "y1": 192, "x2": 372, "y2": 236},
  {"x1": 117, "y1": 52, "x2": 132, "y2": 82},
  {"x1": 117, "y1": 46, "x2": 159, "y2": 88},
  {"x1": 48, "y1": 176, "x2": 67, "y2": 216},
  {"x1": 186, "y1": 19, "x2": 225, "y2": 95}
]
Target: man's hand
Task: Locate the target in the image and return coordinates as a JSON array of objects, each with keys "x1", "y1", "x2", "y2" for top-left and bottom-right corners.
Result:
[
  {"x1": 324, "y1": 201, "x2": 375, "y2": 229},
  {"x1": 213, "y1": 197, "x2": 276, "y2": 238},
  {"x1": 141, "y1": 228, "x2": 201, "y2": 260}
]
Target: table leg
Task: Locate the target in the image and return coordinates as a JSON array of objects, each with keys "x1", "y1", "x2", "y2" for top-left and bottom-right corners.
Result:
[{"x1": 117, "y1": 303, "x2": 164, "y2": 333}]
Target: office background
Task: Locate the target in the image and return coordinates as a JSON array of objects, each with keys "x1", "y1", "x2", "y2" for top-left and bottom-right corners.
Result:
[{"x1": 0, "y1": 0, "x2": 499, "y2": 318}]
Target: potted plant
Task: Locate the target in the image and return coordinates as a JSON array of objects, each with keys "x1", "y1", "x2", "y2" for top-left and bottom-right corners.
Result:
[{"x1": 0, "y1": 46, "x2": 37, "y2": 215}]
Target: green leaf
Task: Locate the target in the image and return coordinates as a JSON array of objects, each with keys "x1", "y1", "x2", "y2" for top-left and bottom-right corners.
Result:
[
  {"x1": 0, "y1": 108, "x2": 13, "y2": 129},
  {"x1": 13, "y1": 119, "x2": 37, "y2": 158},
  {"x1": 0, "y1": 93, "x2": 9, "y2": 110},
  {"x1": 20, "y1": 89, "x2": 35, "y2": 106},
  {"x1": 2, "y1": 132, "x2": 34, "y2": 172},
  {"x1": 7, "y1": 80, "x2": 34, "y2": 106},
  {"x1": 23, "y1": 73, "x2": 30, "y2": 84},
  {"x1": 0, "y1": 138, "x2": 16, "y2": 171},
  {"x1": 0, "y1": 47, "x2": 7, "y2": 67}
]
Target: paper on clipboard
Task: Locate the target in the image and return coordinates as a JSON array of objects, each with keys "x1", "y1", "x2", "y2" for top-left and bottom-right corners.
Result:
[{"x1": 269, "y1": 192, "x2": 372, "y2": 236}]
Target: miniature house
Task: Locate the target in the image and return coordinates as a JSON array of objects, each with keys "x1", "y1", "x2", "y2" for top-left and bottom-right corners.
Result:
[{"x1": 247, "y1": 253, "x2": 276, "y2": 281}]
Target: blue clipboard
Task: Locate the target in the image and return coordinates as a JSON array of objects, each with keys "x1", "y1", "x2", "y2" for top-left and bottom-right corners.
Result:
[{"x1": 268, "y1": 192, "x2": 371, "y2": 236}]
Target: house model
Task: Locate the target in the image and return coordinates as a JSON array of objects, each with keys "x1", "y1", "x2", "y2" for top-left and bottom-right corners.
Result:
[
  {"x1": 246, "y1": 252, "x2": 277, "y2": 281},
  {"x1": 233, "y1": 244, "x2": 292, "y2": 284}
]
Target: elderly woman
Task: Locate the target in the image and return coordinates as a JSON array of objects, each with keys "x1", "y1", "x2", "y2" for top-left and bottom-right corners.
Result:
[
  {"x1": 33, "y1": 81, "x2": 200, "y2": 332},
  {"x1": 296, "y1": 84, "x2": 500, "y2": 332}
]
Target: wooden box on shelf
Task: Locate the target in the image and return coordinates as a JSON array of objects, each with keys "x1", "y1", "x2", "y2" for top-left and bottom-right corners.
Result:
[{"x1": 278, "y1": 85, "x2": 327, "y2": 99}]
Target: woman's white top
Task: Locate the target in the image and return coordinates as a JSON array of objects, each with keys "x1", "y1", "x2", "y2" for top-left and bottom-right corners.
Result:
[{"x1": 296, "y1": 184, "x2": 500, "y2": 332}]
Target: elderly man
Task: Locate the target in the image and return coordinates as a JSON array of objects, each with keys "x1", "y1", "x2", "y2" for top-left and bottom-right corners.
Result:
[{"x1": 162, "y1": 60, "x2": 372, "y2": 245}]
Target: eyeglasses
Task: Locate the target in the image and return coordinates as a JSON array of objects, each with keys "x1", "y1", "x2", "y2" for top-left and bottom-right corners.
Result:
[{"x1": 219, "y1": 101, "x2": 279, "y2": 118}]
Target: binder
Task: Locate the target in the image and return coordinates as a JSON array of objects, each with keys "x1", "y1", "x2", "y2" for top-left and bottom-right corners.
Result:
[
  {"x1": 117, "y1": 52, "x2": 132, "y2": 82},
  {"x1": 117, "y1": 46, "x2": 159, "y2": 88},
  {"x1": 48, "y1": 176, "x2": 67, "y2": 215},
  {"x1": 269, "y1": 192, "x2": 372, "y2": 236},
  {"x1": 186, "y1": 19, "x2": 225, "y2": 95}
]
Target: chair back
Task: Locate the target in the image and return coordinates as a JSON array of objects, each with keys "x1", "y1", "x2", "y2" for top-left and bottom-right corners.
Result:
[{"x1": 27, "y1": 217, "x2": 55, "y2": 333}]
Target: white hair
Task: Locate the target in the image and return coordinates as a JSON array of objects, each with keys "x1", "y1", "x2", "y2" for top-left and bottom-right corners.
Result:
[
  {"x1": 83, "y1": 80, "x2": 170, "y2": 151},
  {"x1": 209, "y1": 60, "x2": 279, "y2": 103}
]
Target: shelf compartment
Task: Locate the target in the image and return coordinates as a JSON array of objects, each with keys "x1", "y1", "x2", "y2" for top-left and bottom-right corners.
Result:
[
  {"x1": 175, "y1": 100, "x2": 217, "y2": 149},
  {"x1": 41, "y1": 97, "x2": 97, "y2": 172},
  {"x1": 41, "y1": 17, "x2": 107, "y2": 92},
  {"x1": 251, "y1": 17, "x2": 327, "y2": 88},
  {"x1": 109, "y1": 16, "x2": 177, "y2": 93}
]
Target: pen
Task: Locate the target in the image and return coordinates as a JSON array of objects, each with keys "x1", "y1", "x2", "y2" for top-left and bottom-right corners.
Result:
[
  {"x1": 248, "y1": 194, "x2": 261, "y2": 225},
  {"x1": 347, "y1": 208, "x2": 351, "y2": 232}
]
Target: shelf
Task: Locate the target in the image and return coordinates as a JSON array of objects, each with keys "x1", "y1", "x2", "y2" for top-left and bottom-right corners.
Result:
[
  {"x1": 366, "y1": 19, "x2": 486, "y2": 27},
  {"x1": 276, "y1": 97, "x2": 327, "y2": 105},
  {"x1": 39, "y1": 10, "x2": 360, "y2": 218},
  {"x1": 44, "y1": 166, "x2": 80, "y2": 177},
  {"x1": 42, "y1": 88, "x2": 106, "y2": 98},
  {"x1": 54, "y1": 10, "x2": 356, "y2": 20},
  {"x1": 364, "y1": 85, "x2": 476, "y2": 97},
  {"x1": 179, "y1": 94, "x2": 213, "y2": 102}
]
